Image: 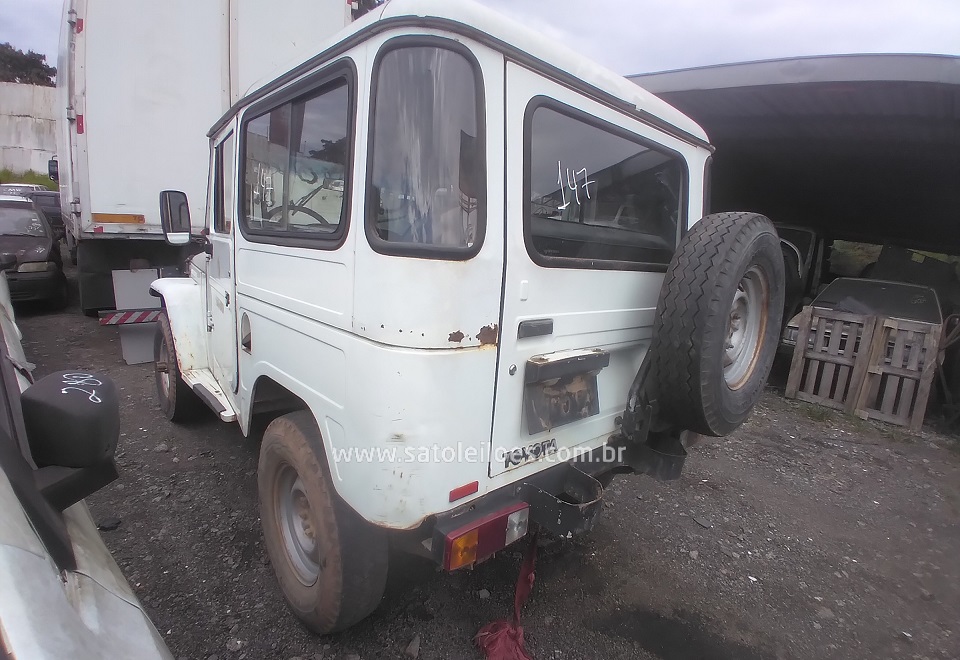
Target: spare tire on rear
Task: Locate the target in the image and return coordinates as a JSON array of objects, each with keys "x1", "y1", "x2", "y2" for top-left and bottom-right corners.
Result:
[{"x1": 652, "y1": 212, "x2": 784, "y2": 437}]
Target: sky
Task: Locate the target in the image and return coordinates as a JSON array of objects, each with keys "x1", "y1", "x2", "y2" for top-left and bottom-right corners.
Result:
[{"x1": 2, "y1": 0, "x2": 959, "y2": 76}]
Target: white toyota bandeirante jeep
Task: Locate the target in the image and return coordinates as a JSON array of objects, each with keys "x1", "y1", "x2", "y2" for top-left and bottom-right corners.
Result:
[{"x1": 152, "y1": 0, "x2": 784, "y2": 633}]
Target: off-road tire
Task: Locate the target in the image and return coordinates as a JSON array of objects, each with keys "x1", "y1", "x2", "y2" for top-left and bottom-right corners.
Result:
[
  {"x1": 258, "y1": 411, "x2": 388, "y2": 634},
  {"x1": 154, "y1": 312, "x2": 203, "y2": 422},
  {"x1": 653, "y1": 212, "x2": 784, "y2": 436}
]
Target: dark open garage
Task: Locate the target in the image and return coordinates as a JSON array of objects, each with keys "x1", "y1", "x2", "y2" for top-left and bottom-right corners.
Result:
[
  {"x1": 630, "y1": 54, "x2": 960, "y2": 255},
  {"x1": 632, "y1": 54, "x2": 960, "y2": 422}
]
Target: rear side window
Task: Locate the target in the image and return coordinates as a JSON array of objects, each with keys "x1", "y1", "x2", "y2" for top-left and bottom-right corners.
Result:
[
  {"x1": 525, "y1": 102, "x2": 686, "y2": 269},
  {"x1": 241, "y1": 77, "x2": 351, "y2": 243},
  {"x1": 367, "y1": 41, "x2": 485, "y2": 258}
]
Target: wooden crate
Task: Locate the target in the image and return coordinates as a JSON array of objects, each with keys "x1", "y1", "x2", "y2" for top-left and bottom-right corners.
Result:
[
  {"x1": 854, "y1": 317, "x2": 942, "y2": 431},
  {"x1": 785, "y1": 307, "x2": 877, "y2": 412}
]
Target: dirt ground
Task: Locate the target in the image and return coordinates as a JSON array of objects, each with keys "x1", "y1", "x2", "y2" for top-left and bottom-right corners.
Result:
[{"x1": 14, "y1": 269, "x2": 960, "y2": 660}]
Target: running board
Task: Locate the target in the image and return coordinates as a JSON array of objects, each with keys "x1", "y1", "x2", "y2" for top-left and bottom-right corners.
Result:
[{"x1": 181, "y1": 369, "x2": 237, "y2": 422}]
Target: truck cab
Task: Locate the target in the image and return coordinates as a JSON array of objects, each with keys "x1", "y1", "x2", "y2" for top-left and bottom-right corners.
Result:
[{"x1": 152, "y1": 0, "x2": 784, "y2": 634}]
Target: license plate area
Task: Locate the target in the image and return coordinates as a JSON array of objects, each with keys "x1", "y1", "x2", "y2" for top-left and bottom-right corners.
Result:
[{"x1": 523, "y1": 349, "x2": 609, "y2": 435}]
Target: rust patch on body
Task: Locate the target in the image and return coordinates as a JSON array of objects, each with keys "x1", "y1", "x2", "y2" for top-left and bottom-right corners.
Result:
[
  {"x1": 448, "y1": 330, "x2": 465, "y2": 343},
  {"x1": 477, "y1": 324, "x2": 499, "y2": 346}
]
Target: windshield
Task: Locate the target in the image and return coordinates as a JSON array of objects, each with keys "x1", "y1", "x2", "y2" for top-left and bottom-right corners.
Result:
[{"x1": 0, "y1": 205, "x2": 48, "y2": 237}]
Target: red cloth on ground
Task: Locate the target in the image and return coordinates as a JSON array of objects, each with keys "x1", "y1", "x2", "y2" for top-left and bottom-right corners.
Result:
[{"x1": 474, "y1": 533, "x2": 539, "y2": 660}]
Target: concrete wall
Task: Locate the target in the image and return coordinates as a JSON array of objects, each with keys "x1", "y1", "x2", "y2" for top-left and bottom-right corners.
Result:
[{"x1": 0, "y1": 82, "x2": 57, "y2": 173}]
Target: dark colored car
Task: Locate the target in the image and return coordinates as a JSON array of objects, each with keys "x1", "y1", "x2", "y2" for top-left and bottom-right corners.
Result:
[
  {"x1": 780, "y1": 278, "x2": 943, "y2": 359},
  {"x1": 27, "y1": 191, "x2": 64, "y2": 241},
  {"x1": 0, "y1": 196, "x2": 68, "y2": 307}
]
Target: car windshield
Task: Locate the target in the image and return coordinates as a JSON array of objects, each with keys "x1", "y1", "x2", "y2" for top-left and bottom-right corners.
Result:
[{"x1": 0, "y1": 205, "x2": 48, "y2": 237}]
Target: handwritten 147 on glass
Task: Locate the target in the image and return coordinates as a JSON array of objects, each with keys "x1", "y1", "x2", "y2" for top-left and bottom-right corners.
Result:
[{"x1": 557, "y1": 161, "x2": 595, "y2": 211}]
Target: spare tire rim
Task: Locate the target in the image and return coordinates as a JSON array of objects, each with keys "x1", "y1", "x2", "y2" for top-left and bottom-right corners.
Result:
[
  {"x1": 277, "y1": 465, "x2": 321, "y2": 585},
  {"x1": 724, "y1": 265, "x2": 769, "y2": 389}
]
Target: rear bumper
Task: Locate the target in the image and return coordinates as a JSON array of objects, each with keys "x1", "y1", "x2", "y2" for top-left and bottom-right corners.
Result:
[
  {"x1": 6, "y1": 270, "x2": 65, "y2": 302},
  {"x1": 428, "y1": 435, "x2": 687, "y2": 568}
]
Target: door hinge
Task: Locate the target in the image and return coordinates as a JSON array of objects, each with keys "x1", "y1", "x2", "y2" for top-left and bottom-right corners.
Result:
[
  {"x1": 225, "y1": 292, "x2": 230, "y2": 307},
  {"x1": 66, "y1": 106, "x2": 76, "y2": 121},
  {"x1": 206, "y1": 313, "x2": 214, "y2": 332}
]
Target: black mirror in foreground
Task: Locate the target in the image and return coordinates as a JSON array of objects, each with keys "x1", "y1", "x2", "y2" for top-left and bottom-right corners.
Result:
[
  {"x1": 47, "y1": 157, "x2": 59, "y2": 182},
  {"x1": 159, "y1": 190, "x2": 192, "y2": 245}
]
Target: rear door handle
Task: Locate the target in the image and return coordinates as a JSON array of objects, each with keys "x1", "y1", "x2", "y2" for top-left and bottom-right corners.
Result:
[{"x1": 518, "y1": 318, "x2": 554, "y2": 339}]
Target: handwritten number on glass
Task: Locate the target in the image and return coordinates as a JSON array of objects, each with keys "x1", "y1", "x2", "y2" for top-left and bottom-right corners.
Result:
[
  {"x1": 61, "y1": 373, "x2": 103, "y2": 404},
  {"x1": 556, "y1": 162, "x2": 595, "y2": 212}
]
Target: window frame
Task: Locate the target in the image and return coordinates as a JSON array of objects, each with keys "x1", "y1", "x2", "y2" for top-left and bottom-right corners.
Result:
[
  {"x1": 213, "y1": 131, "x2": 234, "y2": 235},
  {"x1": 364, "y1": 35, "x2": 487, "y2": 261},
  {"x1": 522, "y1": 96, "x2": 690, "y2": 272},
  {"x1": 236, "y1": 58, "x2": 357, "y2": 251}
]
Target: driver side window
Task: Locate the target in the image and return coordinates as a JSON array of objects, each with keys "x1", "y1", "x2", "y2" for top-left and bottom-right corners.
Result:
[{"x1": 240, "y1": 75, "x2": 352, "y2": 243}]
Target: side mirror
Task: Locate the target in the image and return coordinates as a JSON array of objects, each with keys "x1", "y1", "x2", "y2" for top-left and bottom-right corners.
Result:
[
  {"x1": 159, "y1": 190, "x2": 192, "y2": 246},
  {"x1": 22, "y1": 370, "x2": 120, "y2": 511},
  {"x1": 0, "y1": 253, "x2": 17, "y2": 270},
  {"x1": 48, "y1": 158, "x2": 59, "y2": 183}
]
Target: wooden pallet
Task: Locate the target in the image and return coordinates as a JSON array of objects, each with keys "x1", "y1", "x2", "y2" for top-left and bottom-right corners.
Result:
[
  {"x1": 785, "y1": 307, "x2": 877, "y2": 412},
  {"x1": 854, "y1": 317, "x2": 942, "y2": 431}
]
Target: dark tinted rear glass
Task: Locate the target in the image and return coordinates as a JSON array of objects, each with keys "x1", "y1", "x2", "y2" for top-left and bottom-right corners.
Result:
[{"x1": 33, "y1": 194, "x2": 59, "y2": 208}]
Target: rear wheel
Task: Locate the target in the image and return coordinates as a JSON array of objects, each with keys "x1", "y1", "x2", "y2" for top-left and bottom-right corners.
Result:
[
  {"x1": 258, "y1": 411, "x2": 388, "y2": 633},
  {"x1": 653, "y1": 212, "x2": 785, "y2": 436},
  {"x1": 154, "y1": 312, "x2": 203, "y2": 422}
]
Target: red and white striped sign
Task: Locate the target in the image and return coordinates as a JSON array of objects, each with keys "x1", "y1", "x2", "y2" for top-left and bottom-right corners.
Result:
[{"x1": 98, "y1": 309, "x2": 162, "y2": 326}]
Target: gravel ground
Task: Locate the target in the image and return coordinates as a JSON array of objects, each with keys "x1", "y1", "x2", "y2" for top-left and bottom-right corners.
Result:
[{"x1": 14, "y1": 269, "x2": 960, "y2": 660}]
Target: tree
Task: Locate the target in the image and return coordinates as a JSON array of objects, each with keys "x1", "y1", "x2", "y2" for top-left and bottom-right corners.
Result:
[{"x1": 0, "y1": 42, "x2": 56, "y2": 87}]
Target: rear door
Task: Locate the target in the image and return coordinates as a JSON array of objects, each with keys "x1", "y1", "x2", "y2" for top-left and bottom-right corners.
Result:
[{"x1": 490, "y1": 63, "x2": 691, "y2": 477}]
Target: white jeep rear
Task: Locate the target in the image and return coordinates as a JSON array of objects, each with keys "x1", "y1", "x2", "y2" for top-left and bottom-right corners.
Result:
[{"x1": 151, "y1": 0, "x2": 784, "y2": 633}]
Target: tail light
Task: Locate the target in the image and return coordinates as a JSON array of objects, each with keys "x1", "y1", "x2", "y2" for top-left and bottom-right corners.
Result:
[{"x1": 443, "y1": 503, "x2": 529, "y2": 571}]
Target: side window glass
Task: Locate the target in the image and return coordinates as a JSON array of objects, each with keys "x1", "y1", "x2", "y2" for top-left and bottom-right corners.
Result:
[
  {"x1": 242, "y1": 105, "x2": 289, "y2": 231},
  {"x1": 526, "y1": 105, "x2": 685, "y2": 268},
  {"x1": 368, "y1": 45, "x2": 484, "y2": 254},
  {"x1": 214, "y1": 132, "x2": 235, "y2": 234},
  {"x1": 287, "y1": 83, "x2": 350, "y2": 233},
  {"x1": 240, "y1": 78, "x2": 351, "y2": 240}
]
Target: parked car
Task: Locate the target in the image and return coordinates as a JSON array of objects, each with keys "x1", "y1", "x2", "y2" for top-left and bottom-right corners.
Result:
[
  {"x1": 0, "y1": 196, "x2": 68, "y2": 308},
  {"x1": 0, "y1": 183, "x2": 48, "y2": 197},
  {"x1": 0, "y1": 295, "x2": 172, "y2": 658},
  {"x1": 26, "y1": 190, "x2": 64, "y2": 241},
  {"x1": 776, "y1": 223, "x2": 825, "y2": 321},
  {"x1": 780, "y1": 277, "x2": 943, "y2": 358}
]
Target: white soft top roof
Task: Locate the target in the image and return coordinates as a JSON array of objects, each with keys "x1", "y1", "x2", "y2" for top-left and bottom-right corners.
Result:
[
  {"x1": 241, "y1": 0, "x2": 707, "y2": 143},
  {"x1": 0, "y1": 195, "x2": 33, "y2": 204}
]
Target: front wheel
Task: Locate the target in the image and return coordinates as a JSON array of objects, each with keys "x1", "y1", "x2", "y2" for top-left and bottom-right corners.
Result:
[
  {"x1": 154, "y1": 312, "x2": 203, "y2": 422},
  {"x1": 258, "y1": 411, "x2": 388, "y2": 633},
  {"x1": 652, "y1": 212, "x2": 785, "y2": 436}
]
